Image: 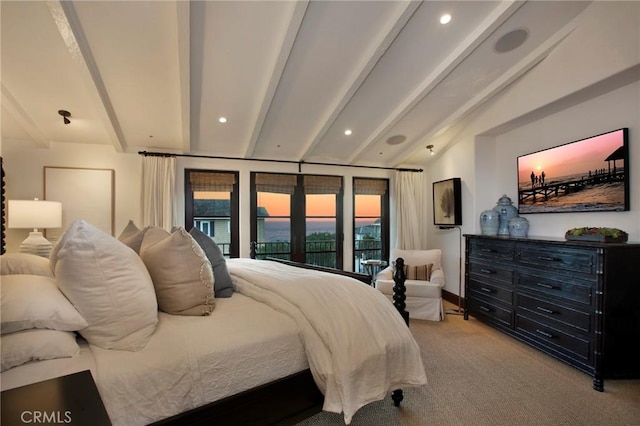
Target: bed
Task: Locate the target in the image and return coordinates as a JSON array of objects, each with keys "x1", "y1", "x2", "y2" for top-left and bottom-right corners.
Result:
[{"x1": 0, "y1": 219, "x2": 425, "y2": 425}]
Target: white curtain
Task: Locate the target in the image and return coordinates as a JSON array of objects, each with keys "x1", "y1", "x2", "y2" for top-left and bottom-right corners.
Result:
[
  {"x1": 142, "y1": 156, "x2": 176, "y2": 230},
  {"x1": 395, "y1": 171, "x2": 427, "y2": 249}
]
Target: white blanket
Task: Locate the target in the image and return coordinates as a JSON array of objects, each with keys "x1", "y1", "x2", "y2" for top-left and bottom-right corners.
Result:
[{"x1": 227, "y1": 258, "x2": 428, "y2": 424}]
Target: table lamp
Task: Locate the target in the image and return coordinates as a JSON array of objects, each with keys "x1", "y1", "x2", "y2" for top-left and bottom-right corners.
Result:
[{"x1": 8, "y1": 199, "x2": 62, "y2": 258}]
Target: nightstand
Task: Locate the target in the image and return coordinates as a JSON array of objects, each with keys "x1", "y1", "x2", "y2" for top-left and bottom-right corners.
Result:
[{"x1": 1, "y1": 370, "x2": 111, "y2": 426}]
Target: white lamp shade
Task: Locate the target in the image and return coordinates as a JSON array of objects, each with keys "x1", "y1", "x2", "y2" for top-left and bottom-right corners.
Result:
[{"x1": 8, "y1": 200, "x2": 62, "y2": 229}]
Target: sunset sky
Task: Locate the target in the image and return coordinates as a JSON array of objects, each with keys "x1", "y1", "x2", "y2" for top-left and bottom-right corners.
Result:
[
  {"x1": 197, "y1": 192, "x2": 380, "y2": 217},
  {"x1": 518, "y1": 129, "x2": 625, "y2": 183}
]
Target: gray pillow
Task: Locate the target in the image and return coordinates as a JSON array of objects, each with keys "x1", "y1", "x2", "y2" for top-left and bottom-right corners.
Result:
[{"x1": 189, "y1": 227, "x2": 234, "y2": 298}]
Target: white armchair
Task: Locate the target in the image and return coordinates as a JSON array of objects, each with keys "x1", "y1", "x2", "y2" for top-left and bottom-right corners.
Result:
[{"x1": 375, "y1": 248, "x2": 445, "y2": 321}]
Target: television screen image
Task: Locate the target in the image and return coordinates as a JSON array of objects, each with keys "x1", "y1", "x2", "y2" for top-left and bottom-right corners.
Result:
[{"x1": 517, "y1": 128, "x2": 629, "y2": 214}]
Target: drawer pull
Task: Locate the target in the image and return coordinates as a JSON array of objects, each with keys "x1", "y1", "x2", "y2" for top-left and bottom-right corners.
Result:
[
  {"x1": 480, "y1": 287, "x2": 493, "y2": 293},
  {"x1": 480, "y1": 248, "x2": 495, "y2": 253},
  {"x1": 480, "y1": 269, "x2": 494, "y2": 274},
  {"x1": 537, "y1": 256, "x2": 559, "y2": 262},
  {"x1": 479, "y1": 305, "x2": 492, "y2": 313},
  {"x1": 536, "y1": 282, "x2": 557, "y2": 290},
  {"x1": 536, "y1": 306, "x2": 555, "y2": 314},
  {"x1": 535, "y1": 329, "x2": 555, "y2": 339}
]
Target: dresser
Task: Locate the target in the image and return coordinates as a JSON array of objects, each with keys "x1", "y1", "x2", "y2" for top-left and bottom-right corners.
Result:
[{"x1": 464, "y1": 234, "x2": 640, "y2": 391}]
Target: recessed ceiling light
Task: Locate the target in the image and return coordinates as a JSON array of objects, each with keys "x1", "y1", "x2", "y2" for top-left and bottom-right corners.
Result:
[
  {"x1": 218, "y1": 117, "x2": 228, "y2": 124},
  {"x1": 440, "y1": 14, "x2": 452, "y2": 25},
  {"x1": 344, "y1": 129, "x2": 353, "y2": 136}
]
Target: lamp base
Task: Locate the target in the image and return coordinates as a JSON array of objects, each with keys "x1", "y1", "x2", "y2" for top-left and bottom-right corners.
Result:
[{"x1": 19, "y1": 231, "x2": 53, "y2": 258}]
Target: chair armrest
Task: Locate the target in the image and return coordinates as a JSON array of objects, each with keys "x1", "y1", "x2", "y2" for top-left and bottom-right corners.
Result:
[
  {"x1": 430, "y1": 268, "x2": 445, "y2": 287},
  {"x1": 376, "y1": 266, "x2": 393, "y2": 281}
]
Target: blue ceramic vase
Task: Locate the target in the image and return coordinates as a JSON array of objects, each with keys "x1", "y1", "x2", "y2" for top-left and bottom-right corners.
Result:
[
  {"x1": 493, "y1": 194, "x2": 518, "y2": 236},
  {"x1": 479, "y1": 210, "x2": 500, "y2": 236},
  {"x1": 508, "y1": 216, "x2": 529, "y2": 237}
]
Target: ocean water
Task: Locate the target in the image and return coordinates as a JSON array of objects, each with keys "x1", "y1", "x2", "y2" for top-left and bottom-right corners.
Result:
[
  {"x1": 263, "y1": 219, "x2": 376, "y2": 242},
  {"x1": 264, "y1": 220, "x2": 336, "y2": 242}
]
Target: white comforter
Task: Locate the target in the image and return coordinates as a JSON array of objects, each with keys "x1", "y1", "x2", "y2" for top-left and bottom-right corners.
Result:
[{"x1": 227, "y1": 258, "x2": 428, "y2": 424}]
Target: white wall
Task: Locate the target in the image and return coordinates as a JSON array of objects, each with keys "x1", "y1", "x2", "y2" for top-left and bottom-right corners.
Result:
[
  {"x1": 2, "y1": 141, "x2": 394, "y2": 269},
  {"x1": 424, "y1": 1, "x2": 640, "y2": 299}
]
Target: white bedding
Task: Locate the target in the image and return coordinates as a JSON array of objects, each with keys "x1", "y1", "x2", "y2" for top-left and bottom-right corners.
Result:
[
  {"x1": 227, "y1": 258, "x2": 428, "y2": 424},
  {"x1": 2, "y1": 259, "x2": 427, "y2": 426},
  {"x1": 0, "y1": 338, "x2": 96, "y2": 391},
  {"x1": 90, "y1": 293, "x2": 307, "y2": 425}
]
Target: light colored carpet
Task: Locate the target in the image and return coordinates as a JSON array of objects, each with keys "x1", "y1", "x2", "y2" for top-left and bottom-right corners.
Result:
[{"x1": 296, "y1": 303, "x2": 640, "y2": 425}]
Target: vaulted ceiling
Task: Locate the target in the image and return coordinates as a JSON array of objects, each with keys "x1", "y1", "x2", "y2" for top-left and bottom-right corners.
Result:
[{"x1": 1, "y1": 1, "x2": 591, "y2": 168}]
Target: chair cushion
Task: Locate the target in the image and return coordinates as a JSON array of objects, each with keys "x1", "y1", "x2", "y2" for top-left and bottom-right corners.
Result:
[
  {"x1": 404, "y1": 264, "x2": 433, "y2": 281},
  {"x1": 375, "y1": 279, "x2": 442, "y2": 299}
]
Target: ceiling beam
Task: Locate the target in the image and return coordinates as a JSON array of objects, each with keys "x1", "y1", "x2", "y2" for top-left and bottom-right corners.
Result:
[
  {"x1": 46, "y1": 0, "x2": 127, "y2": 152},
  {"x1": 1, "y1": 84, "x2": 49, "y2": 148},
  {"x1": 176, "y1": 1, "x2": 191, "y2": 154},
  {"x1": 243, "y1": 1, "x2": 310, "y2": 158},
  {"x1": 297, "y1": 0, "x2": 422, "y2": 162},
  {"x1": 348, "y1": 0, "x2": 525, "y2": 164}
]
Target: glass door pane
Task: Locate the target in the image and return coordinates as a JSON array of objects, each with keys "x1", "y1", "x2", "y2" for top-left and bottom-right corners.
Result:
[
  {"x1": 306, "y1": 193, "x2": 337, "y2": 268},
  {"x1": 354, "y1": 194, "x2": 382, "y2": 273},
  {"x1": 256, "y1": 192, "x2": 291, "y2": 260},
  {"x1": 193, "y1": 191, "x2": 232, "y2": 256}
]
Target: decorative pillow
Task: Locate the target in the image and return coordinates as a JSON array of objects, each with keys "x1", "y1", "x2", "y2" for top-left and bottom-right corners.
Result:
[
  {"x1": 51, "y1": 219, "x2": 158, "y2": 351},
  {"x1": 140, "y1": 227, "x2": 215, "y2": 316},
  {"x1": 0, "y1": 253, "x2": 54, "y2": 277},
  {"x1": 117, "y1": 220, "x2": 149, "y2": 254},
  {"x1": 1, "y1": 274, "x2": 88, "y2": 335},
  {"x1": 1, "y1": 329, "x2": 79, "y2": 372},
  {"x1": 189, "y1": 227, "x2": 234, "y2": 298},
  {"x1": 404, "y1": 264, "x2": 433, "y2": 281}
]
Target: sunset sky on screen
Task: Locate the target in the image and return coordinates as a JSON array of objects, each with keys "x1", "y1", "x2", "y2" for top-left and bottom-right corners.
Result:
[{"x1": 517, "y1": 129, "x2": 624, "y2": 182}]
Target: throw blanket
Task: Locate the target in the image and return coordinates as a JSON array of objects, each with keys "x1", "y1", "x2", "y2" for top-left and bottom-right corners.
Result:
[{"x1": 227, "y1": 259, "x2": 428, "y2": 424}]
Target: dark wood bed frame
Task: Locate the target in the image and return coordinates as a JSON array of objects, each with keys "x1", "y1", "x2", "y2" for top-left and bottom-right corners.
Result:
[{"x1": 154, "y1": 252, "x2": 409, "y2": 426}]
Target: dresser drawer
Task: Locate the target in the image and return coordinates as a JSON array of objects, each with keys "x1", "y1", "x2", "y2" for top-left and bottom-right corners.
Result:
[
  {"x1": 516, "y1": 293, "x2": 591, "y2": 333},
  {"x1": 517, "y1": 271, "x2": 593, "y2": 306},
  {"x1": 468, "y1": 297, "x2": 513, "y2": 328},
  {"x1": 469, "y1": 279, "x2": 513, "y2": 305},
  {"x1": 469, "y1": 239, "x2": 515, "y2": 262},
  {"x1": 468, "y1": 261, "x2": 514, "y2": 286},
  {"x1": 516, "y1": 314, "x2": 592, "y2": 363},
  {"x1": 517, "y1": 245, "x2": 596, "y2": 276}
]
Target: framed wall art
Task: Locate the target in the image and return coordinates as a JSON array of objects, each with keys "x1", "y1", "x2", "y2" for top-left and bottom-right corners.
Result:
[
  {"x1": 44, "y1": 166, "x2": 115, "y2": 242},
  {"x1": 433, "y1": 177, "x2": 462, "y2": 227}
]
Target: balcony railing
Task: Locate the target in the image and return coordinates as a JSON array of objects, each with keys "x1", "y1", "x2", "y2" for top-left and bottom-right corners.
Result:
[
  {"x1": 253, "y1": 240, "x2": 337, "y2": 268},
  {"x1": 354, "y1": 239, "x2": 382, "y2": 274}
]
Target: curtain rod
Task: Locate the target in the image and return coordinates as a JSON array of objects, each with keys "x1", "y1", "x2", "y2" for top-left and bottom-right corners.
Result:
[{"x1": 138, "y1": 151, "x2": 423, "y2": 173}]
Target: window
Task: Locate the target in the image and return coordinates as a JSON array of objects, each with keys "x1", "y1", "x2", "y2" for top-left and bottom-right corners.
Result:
[
  {"x1": 251, "y1": 173, "x2": 343, "y2": 268},
  {"x1": 353, "y1": 178, "x2": 389, "y2": 273},
  {"x1": 185, "y1": 170, "x2": 239, "y2": 257}
]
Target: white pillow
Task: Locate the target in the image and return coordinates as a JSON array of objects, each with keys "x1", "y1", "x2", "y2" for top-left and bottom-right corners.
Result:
[
  {"x1": 117, "y1": 220, "x2": 149, "y2": 254},
  {"x1": 1, "y1": 274, "x2": 88, "y2": 335},
  {"x1": 0, "y1": 253, "x2": 54, "y2": 277},
  {"x1": 51, "y1": 219, "x2": 158, "y2": 351},
  {"x1": 1, "y1": 329, "x2": 80, "y2": 372},
  {"x1": 140, "y1": 227, "x2": 215, "y2": 316}
]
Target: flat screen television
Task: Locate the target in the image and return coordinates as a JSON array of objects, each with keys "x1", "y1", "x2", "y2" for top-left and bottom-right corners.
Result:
[{"x1": 517, "y1": 128, "x2": 629, "y2": 214}]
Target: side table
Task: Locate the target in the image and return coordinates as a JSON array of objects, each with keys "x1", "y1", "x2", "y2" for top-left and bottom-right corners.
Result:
[
  {"x1": 361, "y1": 259, "x2": 387, "y2": 285},
  {"x1": 1, "y1": 370, "x2": 111, "y2": 426}
]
